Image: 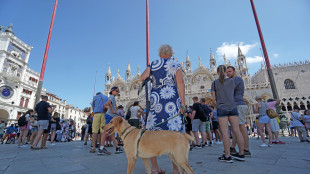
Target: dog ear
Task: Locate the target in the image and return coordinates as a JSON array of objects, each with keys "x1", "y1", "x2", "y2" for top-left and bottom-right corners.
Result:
[{"x1": 116, "y1": 116, "x2": 123, "y2": 125}]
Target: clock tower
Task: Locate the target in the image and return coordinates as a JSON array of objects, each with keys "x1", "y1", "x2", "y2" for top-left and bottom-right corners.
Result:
[{"x1": 0, "y1": 24, "x2": 41, "y2": 123}]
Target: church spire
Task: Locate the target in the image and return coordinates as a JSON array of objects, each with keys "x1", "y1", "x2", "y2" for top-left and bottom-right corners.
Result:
[
  {"x1": 210, "y1": 49, "x2": 216, "y2": 74},
  {"x1": 223, "y1": 54, "x2": 227, "y2": 65},
  {"x1": 105, "y1": 65, "x2": 112, "y2": 83},
  {"x1": 126, "y1": 62, "x2": 131, "y2": 80},
  {"x1": 185, "y1": 50, "x2": 191, "y2": 72}
]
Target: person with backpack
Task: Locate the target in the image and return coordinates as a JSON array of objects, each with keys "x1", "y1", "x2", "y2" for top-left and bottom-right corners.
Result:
[
  {"x1": 17, "y1": 109, "x2": 33, "y2": 148},
  {"x1": 291, "y1": 107, "x2": 309, "y2": 142},
  {"x1": 191, "y1": 96, "x2": 207, "y2": 148},
  {"x1": 200, "y1": 98, "x2": 213, "y2": 146}
]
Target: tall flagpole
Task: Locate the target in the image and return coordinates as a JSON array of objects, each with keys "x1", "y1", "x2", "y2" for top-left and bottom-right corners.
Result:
[
  {"x1": 146, "y1": 0, "x2": 150, "y2": 66},
  {"x1": 34, "y1": 0, "x2": 59, "y2": 106},
  {"x1": 250, "y1": 0, "x2": 279, "y2": 99}
]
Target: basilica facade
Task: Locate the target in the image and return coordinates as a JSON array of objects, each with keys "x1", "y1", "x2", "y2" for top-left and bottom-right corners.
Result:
[{"x1": 104, "y1": 47, "x2": 310, "y2": 124}]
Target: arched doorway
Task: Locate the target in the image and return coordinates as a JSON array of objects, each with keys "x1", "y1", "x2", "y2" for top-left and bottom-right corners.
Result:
[{"x1": 0, "y1": 109, "x2": 9, "y2": 122}]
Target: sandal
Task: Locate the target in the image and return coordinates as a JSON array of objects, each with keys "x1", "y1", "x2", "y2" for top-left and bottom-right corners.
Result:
[
  {"x1": 151, "y1": 168, "x2": 166, "y2": 174},
  {"x1": 30, "y1": 146, "x2": 40, "y2": 150}
]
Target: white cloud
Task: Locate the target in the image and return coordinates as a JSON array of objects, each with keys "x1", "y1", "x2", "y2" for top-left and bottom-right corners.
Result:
[
  {"x1": 216, "y1": 42, "x2": 258, "y2": 60},
  {"x1": 273, "y1": 53, "x2": 279, "y2": 58},
  {"x1": 246, "y1": 56, "x2": 264, "y2": 64}
]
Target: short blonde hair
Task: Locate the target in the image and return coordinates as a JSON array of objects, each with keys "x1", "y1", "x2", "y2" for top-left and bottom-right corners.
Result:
[{"x1": 158, "y1": 44, "x2": 173, "y2": 57}]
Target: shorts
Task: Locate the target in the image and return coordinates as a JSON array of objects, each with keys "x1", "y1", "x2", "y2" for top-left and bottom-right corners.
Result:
[
  {"x1": 212, "y1": 121, "x2": 219, "y2": 130},
  {"x1": 50, "y1": 123, "x2": 57, "y2": 131},
  {"x1": 128, "y1": 119, "x2": 140, "y2": 128},
  {"x1": 259, "y1": 115, "x2": 270, "y2": 124},
  {"x1": 105, "y1": 114, "x2": 114, "y2": 125},
  {"x1": 217, "y1": 107, "x2": 239, "y2": 118},
  {"x1": 31, "y1": 127, "x2": 38, "y2": 133},
  {"x1": 37, "y1": 120, "x2": 49, "y2": 130},
  {"x1": 270, "y1": 118, "x2": 280, "y2": 132},
  {"x1": 205, "y1": 121, "x2": 211, "y2": 132},
  {"x1": 92, "y1": 113, "x2": 106, "y2": 134},
  {"x1": 44, "y1": 124, "x2": 51, "y2": 134},
  {"x1": 20, "y1": 124, "x2": 30, "y2": 131},
  {"x1": 237, "y1": 105, "x2": 248, "y2": 125},
  {"x1": 192, "y1": 119, "x2": 206, "y2": 132}
]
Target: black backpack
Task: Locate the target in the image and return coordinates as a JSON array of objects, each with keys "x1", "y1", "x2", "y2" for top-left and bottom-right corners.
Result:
[
  {"x1": 198, "y1": 104, "x2": 210, "y2": 122},
  {"x1": 18, "y1": 115, "x2": 28, "y2": 126},
  {"x1": 125, "y1": 108, "x2": 131, "y2": 120}
]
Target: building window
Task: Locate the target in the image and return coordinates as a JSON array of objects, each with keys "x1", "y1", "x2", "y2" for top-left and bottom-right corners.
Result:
[
  {"x1": 284, "y1": 79, "x2": 295, "y2": 89},
  {"x1": 200, "y1": 85, "x2": 205, "y2": 90},
  {"x1": 24, "y1": 98, "x2": 29, "y2": 108},
  {"x1": 19, "y1": 97, "x2": 24, "y2": 107}
]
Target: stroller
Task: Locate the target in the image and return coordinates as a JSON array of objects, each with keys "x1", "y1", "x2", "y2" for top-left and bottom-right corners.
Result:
[{"x1": 6, "y1": 133, "x2": 16, "y2": 144}]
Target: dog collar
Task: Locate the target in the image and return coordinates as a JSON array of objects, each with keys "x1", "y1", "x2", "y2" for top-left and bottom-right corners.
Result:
[{"x1": 120, "y1": 126, "x2": 133, "y2": 137}]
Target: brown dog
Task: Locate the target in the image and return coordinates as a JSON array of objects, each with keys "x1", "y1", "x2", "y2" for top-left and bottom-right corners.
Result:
[{"x1": 104, "y1": 116, "x2": 194, "y2": 174}]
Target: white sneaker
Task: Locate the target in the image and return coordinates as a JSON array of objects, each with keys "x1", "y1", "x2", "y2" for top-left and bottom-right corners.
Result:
[
  {"x1": 215, "y1": 141, "x2": 223, "y2": 145},
  {"x1": 50, "y1": 143, "x2": 56, "y2": 146},
  {"x1": 259, "y1": 143, "x2": 268, "y2": 147},
  {"x1": 20, "y1": 145, "x2": 28, "y2": 148}
]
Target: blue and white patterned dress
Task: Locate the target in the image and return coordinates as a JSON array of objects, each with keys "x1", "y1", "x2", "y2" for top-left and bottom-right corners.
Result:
[{"x1": 146, "y1": 58, "x2": 184, "y2": 132}]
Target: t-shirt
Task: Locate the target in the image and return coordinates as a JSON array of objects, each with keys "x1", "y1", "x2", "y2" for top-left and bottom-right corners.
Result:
[
  {"x1": 192, "y1": 103, "x2": 202, "y2": 120},
  {"x1": 6, "y1": 126, "x2": 16, "y2": 134},
  {"x1": 211, "y1": 78, "x2": 236, "y2": 110},
  {"x1": 290, "y1": 112, "x2": 304, "y2": 127},
  {"x1": 258, "y1": 101, "x2": 268, "y2": 116},
  {"x1": 267, "y1": 101, "x2": 277, "y2": 111},
  {"x1": 92, "y1": 93, "x2": 108, "y2": 113},
  {"x1": 233, "y1": 76, "x2": 246, "y2": 106},
  {"x1": 212, "y1": 110, "x2": 218, "y2": 122},
  {"x1": 304, "y1": 115, "x2": 310, "y2": 123},
  {"x1": 106, "y1": 95, "x2": 116, "y2": 117},
  {"x1": 130, "y1": 106, "x2": 140, "y2": 120},
  {"x1": 35, "y1": 101, "x2": 51, "y2": 120},
  {"x1": 116, "y1": 109, "x2": 125, "y2": 118},
  {"x1": 0, "y1": 123, "x2": 5, "y2": 134}
]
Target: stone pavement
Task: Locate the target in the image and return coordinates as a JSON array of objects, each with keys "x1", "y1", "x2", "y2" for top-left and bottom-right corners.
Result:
[{"x1": 0, "y1": 136, "x2": 309, "y2": 174}]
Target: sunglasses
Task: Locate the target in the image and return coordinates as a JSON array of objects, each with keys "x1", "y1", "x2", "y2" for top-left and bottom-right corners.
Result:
[{"x1": 114, "y1": 89, "x2": 120, "y2": 92}]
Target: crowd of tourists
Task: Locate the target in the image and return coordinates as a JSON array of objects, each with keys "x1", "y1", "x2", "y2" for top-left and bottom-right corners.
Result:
[
  {"x1": 1, "y1": 44, "x2": 309, "y2": 173},
  {"x1": 78, "y1": 45, "x2": 309, "y2": 174},
  {"x1": 0, "y1": 96, "x2": 78, "y2": 148}
]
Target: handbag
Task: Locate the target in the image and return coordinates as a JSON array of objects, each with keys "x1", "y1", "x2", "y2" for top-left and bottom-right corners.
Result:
[{"x1": 267, "y1": 109, "x2": 278, "y2": 119}]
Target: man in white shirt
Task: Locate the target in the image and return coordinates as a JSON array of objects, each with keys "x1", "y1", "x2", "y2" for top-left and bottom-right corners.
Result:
[{"x1": 291, "y1": 107, "x2": 309, "y2": 142}]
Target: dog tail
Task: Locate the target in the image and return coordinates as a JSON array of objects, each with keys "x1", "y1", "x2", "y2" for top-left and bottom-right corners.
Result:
[{"x1": 184, "y1": 132, "x2": 195, "y2": 142}]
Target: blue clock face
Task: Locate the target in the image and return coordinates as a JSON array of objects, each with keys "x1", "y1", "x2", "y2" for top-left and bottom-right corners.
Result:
[{"x1": 0, "y1": 86, "x2": 14, "y2": 99}]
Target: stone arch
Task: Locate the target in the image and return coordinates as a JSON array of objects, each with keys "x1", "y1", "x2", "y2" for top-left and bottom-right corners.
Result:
[
  {"x1": 0, "y1": 109, "x2": 9, "y2": 122},
  {"x1": 281, "y1": 103, "x2": 287, "y2": 111},
  {"x1": 300, "y1": 101, "x2": 306, "y2": 110},
  {"x1": 287, "y1": 102, "x2": 292, "y2": 111},
  {"x1": 284, "y1": 79, "x2": 296, "y2": 89},
  {"x1": 293, "y1": 101, "x2": 299, "y2": 110}
]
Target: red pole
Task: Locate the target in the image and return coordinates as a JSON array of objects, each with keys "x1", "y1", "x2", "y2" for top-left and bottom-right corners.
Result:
[
  {"x1": 40, "y1": 0, "x2": 58, "y2": 81},
  {"x1": 250, "y1": 0, "x2": 279, "y2": 99},
  {"x1": 34, "y1": 0, "x2": 58, "y2": 105},
  {"x1": 250, "y1": 0, "x2": 271, "y2": 69},
  {"x1": 146, "y1": 0, "x2": 150, "y2": 66}
]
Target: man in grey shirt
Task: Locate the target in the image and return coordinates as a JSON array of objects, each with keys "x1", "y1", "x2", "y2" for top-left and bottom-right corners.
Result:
[
  {"x1": 226, "y1": 66, "x2": 251, "y2": 156},
  {"x1": 105, "y1": 86, "x2": 123, "y2": 154}
]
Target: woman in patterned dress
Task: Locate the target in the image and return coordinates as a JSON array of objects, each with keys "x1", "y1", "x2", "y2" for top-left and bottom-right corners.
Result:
[{"x1": 141, "y1": 44, "x2": 185, "y2": 174}]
